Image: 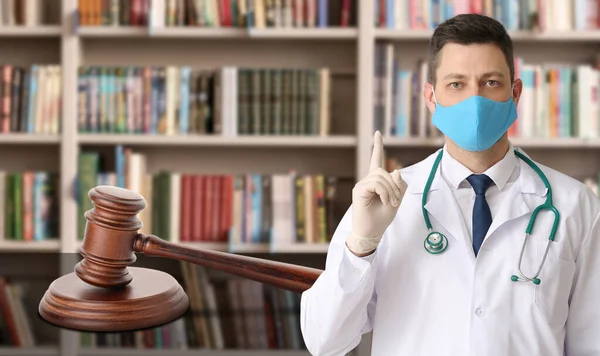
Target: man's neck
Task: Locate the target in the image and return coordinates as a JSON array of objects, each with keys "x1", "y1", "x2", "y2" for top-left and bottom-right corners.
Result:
[{"x1": 445, "y1": 136, "x2": 510, "y2": 174}]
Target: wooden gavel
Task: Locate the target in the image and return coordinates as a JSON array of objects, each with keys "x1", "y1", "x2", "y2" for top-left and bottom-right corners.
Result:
[{"x1": 38, "y1": 185, "x2": 324, "y2": 332}]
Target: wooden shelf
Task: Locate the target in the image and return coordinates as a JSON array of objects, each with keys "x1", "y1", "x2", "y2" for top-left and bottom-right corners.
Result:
[
  {"x1": 510, "y1": 137, "x2": 600, "y2": 147},
  {"x1": 0, "y1": 347, "x2": 59, "y2": 356},
  {"x1": 77, "y1": 26, "x2": 357, "y2": 39},
  {"x1": 180, "y1": 241, "x2": 229, "y2": 251},
  {"x1": 375, "y1": 29, "x2": 600, "y2": 42},
  {"x1": 78, "y1": 349, "x2": 310, "y2": 356},
  {"x1": 0, "y1": 26, "x2": 62, "y2": 37},
  {"x1": 383, "y1": 136, "x2": 444, "y2": 147},
  {"x1": 77, "y1": 134, "x2": 357, "y2": 147},
  {"x1": 75, "y1": 241, "x2": 325, "y2": 254},
  {"x1": 0, "y1": 134, "x2": 61, "y2": 144},
  {"x1": 270, "y1": 243, "x2": 330, "y2": 253},
  {"x1": 229, "y1": 243, "x2": 270, "y2": 254},
  {"x1": 246, "y1": 27, "x2": 358, "y2": 39},
  {"x1": 0, "y1": 239, "x2": 61, "y2": 252},
  {"x1": 383, "y1": 136, "x2": 600, "y2": 148},
  {"x1": 77, "y1": 26, "x2": 149, "y2": 37},
  {"x1": 78, "y1": 26, "x2": 248, "y2": 38}
]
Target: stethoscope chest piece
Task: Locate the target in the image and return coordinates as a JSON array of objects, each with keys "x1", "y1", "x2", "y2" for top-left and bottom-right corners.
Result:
[{"x1": 424, "y1": 231, "x2": 448, "y2": 254}]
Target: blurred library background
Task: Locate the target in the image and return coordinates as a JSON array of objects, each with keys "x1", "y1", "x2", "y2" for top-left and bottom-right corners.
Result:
[{"x1": 0, "y1": 0, "x2": 598, "y2": 356}]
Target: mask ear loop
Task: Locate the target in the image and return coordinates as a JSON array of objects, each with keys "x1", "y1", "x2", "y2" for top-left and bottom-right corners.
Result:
[{"x1": 431, "y1": 86, "x2": 437, "y2": 104}]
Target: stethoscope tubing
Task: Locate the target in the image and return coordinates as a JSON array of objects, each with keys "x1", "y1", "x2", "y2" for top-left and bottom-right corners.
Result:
[{"x1": 421, "y1": 148, "x2": 558, "y2": 285}]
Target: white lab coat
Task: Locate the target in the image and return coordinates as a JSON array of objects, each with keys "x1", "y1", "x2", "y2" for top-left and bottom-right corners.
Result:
[{"x1": 300, "y1": 147, "x2": 600, "y2": 356}]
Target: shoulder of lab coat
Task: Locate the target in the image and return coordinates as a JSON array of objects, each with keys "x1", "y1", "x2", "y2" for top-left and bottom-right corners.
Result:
[
  {"x1": 515, "y1": 147, "x2": 600, "y2": 257},
  {"x1": 539, "y1": 159, "x2": 600, "y2": 354},
  {"x1": 511, "y1": 147, "x2": 600, "y2": 354}
]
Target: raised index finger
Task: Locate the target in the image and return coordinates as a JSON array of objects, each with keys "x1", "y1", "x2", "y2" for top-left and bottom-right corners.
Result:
[{"x1": 369, "y1": 131, "x2": 384, "y2": 172}]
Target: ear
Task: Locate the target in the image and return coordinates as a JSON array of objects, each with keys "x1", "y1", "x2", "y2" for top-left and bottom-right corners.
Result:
[
  {"x1": 423, "y1": 82, "x2": 436, "y2": 114},
  {"x1": 512, "y1": 78, "x2": 523, "y2": 107}
]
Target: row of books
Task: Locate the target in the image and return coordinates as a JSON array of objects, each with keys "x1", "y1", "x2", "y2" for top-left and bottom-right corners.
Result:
[
  {"x1": 0, "y1": 65, "x2": 61, "y2": 135},
  {"x1": 243, "y1": 0, "x2": 354, "y2": 29},
  {"x1": 77, "y1": 146, "x2": 342, "y2": 246},
  {"x1": 78, "y1": 0, "x2": 150, "y2": 26},
  {"x1": 0, "y1": 278, "x2": 34, "y2": 347},
  {"x1": 153, "y1": 0, "x2": 354, "y2": 29},
  {"x1": 374, "y1": 42, "x2": 600, "y2": 139},
  {"x1": 509, "y1": 57, "x2": 600, "y2": 139},
  {"x1": 375, "y1": 0, "x2": 594, "y2": 32},
  {"x1": 78, "y1": 264, "x2": 304, "y2": 350},
  {"x1": 77, "y1": 66, "x2": 332, "y2": 137},
  {"x1": 78, "y1": 0, "x2": 354, "y2": 28},
  {"x1": 373, "y1": 43, "x2": 436, "y2": 139},
  {"x1": 0, "y1": 171, "x2": 59, "y2": 242},
  {"x1": 0, "y1": 0, "x2": 44, "y2": 27}
]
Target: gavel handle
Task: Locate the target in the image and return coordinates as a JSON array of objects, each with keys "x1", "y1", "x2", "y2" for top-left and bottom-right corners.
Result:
[{"x1": 132, "y1": 233, "x2": 323, "y2": 294}]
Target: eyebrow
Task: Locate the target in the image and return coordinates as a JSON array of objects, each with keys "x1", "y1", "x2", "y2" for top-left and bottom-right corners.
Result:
[{"x1": 442, "y1": 71, "x2": 505, "y2": 81}]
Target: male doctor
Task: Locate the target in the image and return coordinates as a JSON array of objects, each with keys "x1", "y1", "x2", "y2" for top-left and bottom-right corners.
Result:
[{"x1": 300, "y1": 13, "x2": 600, "y2": 356}]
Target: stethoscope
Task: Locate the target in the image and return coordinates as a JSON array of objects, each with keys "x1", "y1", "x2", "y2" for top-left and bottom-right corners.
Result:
[{"x1": 421, "y1": 149, "x2": 559, "y2": 285}]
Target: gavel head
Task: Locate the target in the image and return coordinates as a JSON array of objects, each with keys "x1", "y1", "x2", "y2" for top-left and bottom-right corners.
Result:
[
  {"x1": 75, "y1": 185, "x2": 147, "y2": 288},
  {"x1": 39, "y1": 185, "x2": 189, "y2": 332}
]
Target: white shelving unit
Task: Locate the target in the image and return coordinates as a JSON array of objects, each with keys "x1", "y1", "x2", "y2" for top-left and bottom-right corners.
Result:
[
  {"x1": 78, "y1": 349, "x2": 311, "y2": 356},
  {"x1": 0, "y1": 239, "x2": 61, "y2": 252},
  {"x1": 0, "y1": 26, "x2": 62, "y2": 37},
  {"x1": 77, "y1": 26, "x2": 358, "y2": 39},
  {"x1": 2, "y1": 1, "x2": 600, "y2": 356},
  {"x1": 77, "y1": 134, "x2": 357, "y2": 147},
  {"x1": 0, "y1": 134, "x2": 61, "y2": 144},
  {"x1": 0, "y1": 347, "x2": 60, "y2": 356}
]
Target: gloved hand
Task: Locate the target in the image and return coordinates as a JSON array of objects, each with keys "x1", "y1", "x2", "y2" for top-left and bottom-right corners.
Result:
[{"x1": 346, "y1": 131, "x2": 407, "y2": 256}]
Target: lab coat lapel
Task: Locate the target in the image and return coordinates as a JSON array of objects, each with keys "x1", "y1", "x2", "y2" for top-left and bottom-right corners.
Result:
[
  {"x1": 482, "y1": 148, "x2": 548, "y2": 248},
  {"x1": 483, "y1": 180, "x2": 530, "y2": 243},
  {"x1": 404, "y1": 151, "x2": 472, "y2": 258},
  {"x1": 423, "y1": 184, "x2": 473, "y2": 258}
]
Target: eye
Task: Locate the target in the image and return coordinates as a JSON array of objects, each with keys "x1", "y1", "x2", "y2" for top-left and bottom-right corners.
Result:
[
  {"x1": 449, "y1": 82, "x2": 462, "y2": 89},
  {"x1": 486, "y1": 80, "x2": 500, "y2": 87}
]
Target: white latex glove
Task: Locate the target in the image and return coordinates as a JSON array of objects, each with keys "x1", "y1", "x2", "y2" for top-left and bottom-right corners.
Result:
[{"x1": 346, "y1": 131, "x2": 407, "y2": 256}]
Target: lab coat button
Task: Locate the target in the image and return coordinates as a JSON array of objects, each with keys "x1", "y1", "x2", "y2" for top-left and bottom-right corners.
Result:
[{"x1": 475, "y1": 308, "x2": 485, "y2": 317}]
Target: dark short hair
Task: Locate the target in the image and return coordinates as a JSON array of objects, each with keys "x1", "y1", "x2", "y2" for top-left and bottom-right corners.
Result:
[{"x1": 427, "y1": 14, "x2": 514, "y2": 87}]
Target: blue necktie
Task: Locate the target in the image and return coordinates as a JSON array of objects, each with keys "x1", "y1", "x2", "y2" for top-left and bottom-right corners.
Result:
[{"x1": 466, "y1": 174, "x2": 494, "y2": 257}]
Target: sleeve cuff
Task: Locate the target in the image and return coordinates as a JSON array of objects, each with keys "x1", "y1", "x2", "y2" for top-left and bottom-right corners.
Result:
[{"x1": 337, "y1": 244, "x2": 377, "y2": 293}]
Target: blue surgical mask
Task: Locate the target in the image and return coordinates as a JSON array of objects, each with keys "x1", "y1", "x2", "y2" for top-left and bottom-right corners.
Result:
[{"x1": 431, "y1": 89, "x2": 517, "y2": 151}]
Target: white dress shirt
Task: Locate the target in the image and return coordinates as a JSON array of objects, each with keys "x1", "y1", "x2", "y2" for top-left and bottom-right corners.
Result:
[{"x1": 441, "y1": 143, "x2": 519, "y2": 246}]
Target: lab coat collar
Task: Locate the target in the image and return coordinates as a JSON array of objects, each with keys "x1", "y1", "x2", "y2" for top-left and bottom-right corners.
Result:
[
  {"x1": 400, "y1": 144, "x2": 547, "y2": 197},
  {"x1": 440, "y1": 142, "x2": 518, "y2": 191}
]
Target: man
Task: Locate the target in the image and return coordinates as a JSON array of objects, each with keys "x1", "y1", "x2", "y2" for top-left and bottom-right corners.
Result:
[{"x1": 299, "y1": 13, "x2": 600, "y2": 356}]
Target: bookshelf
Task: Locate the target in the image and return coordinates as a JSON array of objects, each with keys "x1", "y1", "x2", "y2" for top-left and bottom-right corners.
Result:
[{"x1": 1, "y1": 1, "x2": 600, "y2": 356}]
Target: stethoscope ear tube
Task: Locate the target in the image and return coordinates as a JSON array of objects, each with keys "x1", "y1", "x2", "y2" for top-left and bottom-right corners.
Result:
[{"x1": 513, "y1": 233, "x2": 553, "y2": 285}]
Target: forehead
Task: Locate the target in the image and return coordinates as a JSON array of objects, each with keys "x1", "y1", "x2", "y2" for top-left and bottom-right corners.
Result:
[{"x1": 436, "y1": 42, "x2": 509, "y2": 77}]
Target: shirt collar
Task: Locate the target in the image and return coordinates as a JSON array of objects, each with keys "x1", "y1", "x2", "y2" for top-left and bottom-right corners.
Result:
[{"x1": 441, "y1": 142, "x2": 518, "y2": 191}]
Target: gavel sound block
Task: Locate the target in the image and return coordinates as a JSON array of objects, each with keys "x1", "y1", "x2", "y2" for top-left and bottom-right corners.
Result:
[{"x1": 38, "y1": 185, "x2": 323, "y2": 332}]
